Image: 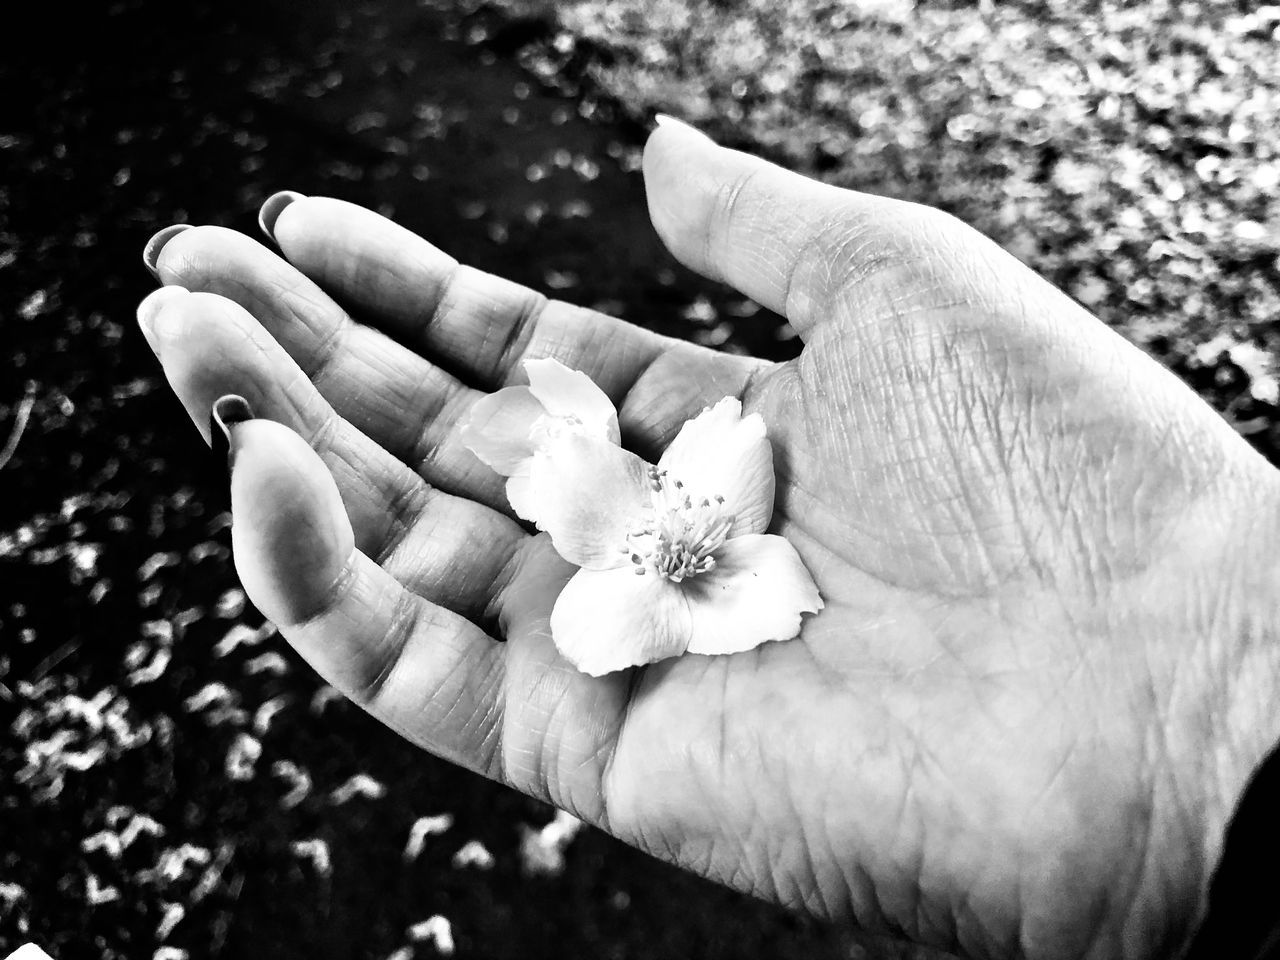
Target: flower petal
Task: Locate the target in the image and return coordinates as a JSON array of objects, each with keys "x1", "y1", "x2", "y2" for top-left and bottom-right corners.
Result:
[
  {"x1": 505, "y1": 467, "x2": 537, "y2": 523},
  {"x1": 683, "y1": 534, "x2": 822, "y2": 656},
  {"x1": 657, "y1": 397, "x2": 774, "y2": 536},
  {"x1": 525, "y1": 357, "x2": 621, "y2": 445},
  {"x1": 528, "y1": 434, "x2": 651, "y2": 569},
  {"x1": 550, "y1": 566, "x2": 691, "y2": 675},
  {"x1": 459, "y1": 386, "x2": 546, "y2": 475}
]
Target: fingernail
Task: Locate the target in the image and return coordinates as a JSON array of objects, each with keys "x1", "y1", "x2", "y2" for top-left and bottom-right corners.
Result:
[
  {"x1": 210, "y1": 394, "x2": 256, "y2": 476},
  {"x1": 142, "y1": 224, "x2": 192, "y2": 279},
  {"x1": 653, "y1": 114, "x2": 706, "y2": 137},
  {"x1": 259, "y1": 190, "x2": 305, "y2": 242},
  {"x1": 136, "y1": 286, "x2": 188, "y2": 354}
]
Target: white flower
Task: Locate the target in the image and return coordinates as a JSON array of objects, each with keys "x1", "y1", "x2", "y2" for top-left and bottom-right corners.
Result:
[
  {"x1": 460, "y1": 358, "x2": 620, "y2": 522},
  {"x1": 461, "y1": 359, "x2": 822, "y2": 675}
]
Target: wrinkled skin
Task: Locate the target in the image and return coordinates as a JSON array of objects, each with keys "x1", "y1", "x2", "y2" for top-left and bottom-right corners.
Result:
[{"x1": 138, "y1": 121, "x2": 1280, "y2": 959}]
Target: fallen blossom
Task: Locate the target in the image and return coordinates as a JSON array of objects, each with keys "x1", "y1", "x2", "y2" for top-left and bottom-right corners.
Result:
[
  {"x1": 462, "y1": 361, "x2": 821, "y2": 674},
  {"x1": 225, "y1": 733, "x2": 262, "y2": 781},
  {"x1": 119, "y1": 814, "x2": 164, "y2": 846},
  {"x1": 252, "y1": 695, "x2": 291, "y2": 735},
  {"x1": 137, "y1": 551, "x2": 181, "y2": 581},
  {"x1": 140, "y1": 619, "x2": 175, "y2": 644},
  {"x1": 82, "y1": 831, "x2": 125, "y2": 859},
  {"x1": 0, "y1": 883, "x2": 27, "y2": 908},
  {"x1": 156, "y1": 902, "x2": 185, "y2": 941},
  {"x1": 519, "y1": 810, "x2": 583, "y2": 876},
  {"x1": 243, "y1": 651, "x2": 290, "y2": 676},
  {"x1": 122, "y1": 641, "x2": 151, "y2": 671},
  {"x1": 190, "y1": 843, "x2": 234, "y2": 904},
  {"x1": 310, "y1": 685, "x2": 344, "y2": 715},
  {"x1": 290, "y1": 838, "x2": 332, "y2": 877},
  {"x1": 404, "y1": 813, "x2": 455, "y2": 862},
  {"x1": 330, "y1": 773, "x2": 386, "y2": 804},
  {"x1": 126, "y1": 647, "x2": 171, "y2": 686},
  {"x1": 214, "y1": 587, "x2": 246, "y2": 618},
  {"x1": 139, "y1": 844, "x2": 212, "y2": 885},
  {"x1": 409, "y1": 915, "x2": 455, "y2": 955},
  {"x1": 460, "y1": 357, "x2": 620, "y2": 521},
  {"x1": 271, "y1": 760, "x2": 312, "y2": 809},
  {"x1": 212, "y1": 623, "x2": 266, "y2": 658},
  {"x1": 60, "y1": 744, "x2": 108, "y2": 772},
  {"x1": 183, "y1": 683, "x2": 235, "y2": 713},
  {"x1": 85, "y1": 874, "x2": 120, "y2": 906},
  {"x1": 451, "y1": 840, "x2": 494, "y2": 870}
]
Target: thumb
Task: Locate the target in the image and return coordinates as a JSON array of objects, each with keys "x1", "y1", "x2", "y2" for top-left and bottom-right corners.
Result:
[{"x1": 642, "y1": 117, "x2": 949, "y2": 338}]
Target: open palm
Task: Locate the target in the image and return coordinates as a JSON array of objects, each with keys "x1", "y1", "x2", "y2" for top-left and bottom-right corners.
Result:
[{"x1": 140, "y1": 121, "x2": 1280, "y2": 960}]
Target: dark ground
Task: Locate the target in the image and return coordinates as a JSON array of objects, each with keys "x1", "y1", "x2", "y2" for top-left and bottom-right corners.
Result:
[
  {"x1": 1, "y1": 1, "x2": 1276, "y2": 959},
  {"x1": 0, "y1": 1, "x2": 890, "y2": 959}
]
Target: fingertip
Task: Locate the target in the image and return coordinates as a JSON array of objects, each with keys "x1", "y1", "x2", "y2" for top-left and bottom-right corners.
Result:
[
  {"x1": 642, "y1": 124, "x2": 740, "y2": 283},
  {"x1": 229, "y1": 420, "x2": 356, "y2": 627},
  {"x1": 641, "y1": 127, "x2": 869, "y2": 326},
  {"x1": 136, "y1": 285, "x2": 189, "y2": 354},
  {"x1": 143, "y1": 223, "x2": 205, "y2": 283},
  {"x1": 138, "y1": 288, "x2": 242, "y2": 357},
  {"x1": 642, "y1": 113, "x2": 717, "y2": 185},
  {"x1": 142, "y1": 223, "x2": 193, "y2": 279},
  {"x1": 652, "y1": 113, "x2": 710, "y2": 137},
  {"x1": 258, "y1": 190, "x2": 307, "y2": 243}
]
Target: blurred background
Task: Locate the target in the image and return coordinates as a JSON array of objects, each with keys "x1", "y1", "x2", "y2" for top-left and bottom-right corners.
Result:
[{"x1": 1, "y1": 0, "x2": 1277, "y2": 958}]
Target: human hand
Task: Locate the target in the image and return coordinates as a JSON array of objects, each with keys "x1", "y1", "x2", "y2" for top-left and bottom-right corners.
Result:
[{"x1": 138, "y1": 119, "x2": 1280, "y2": 959}]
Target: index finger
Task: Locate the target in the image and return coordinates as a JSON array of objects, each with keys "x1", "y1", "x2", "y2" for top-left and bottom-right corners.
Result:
[
  {"x1": 261, "y1": 193, "x2": 769, "y2": 455},
  {"x1": 264, "y1": 195, "x2": 671, "y2": 399}
]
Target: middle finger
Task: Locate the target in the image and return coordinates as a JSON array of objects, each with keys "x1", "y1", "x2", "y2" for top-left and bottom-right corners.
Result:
[{"x1": 151, "y1": 225, "x2": 510, "y2": 512}]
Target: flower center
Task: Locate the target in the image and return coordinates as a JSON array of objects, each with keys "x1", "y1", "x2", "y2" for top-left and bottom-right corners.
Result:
[
  {"x1": 532, "y1": 412, "x2": 586, "y2": 445},
  {"x1": 529, "y1": 412, "x2": 588, "y2": 447},
  {"x1": 625, "y1": 467, "x2": 732, "y2": 582}
]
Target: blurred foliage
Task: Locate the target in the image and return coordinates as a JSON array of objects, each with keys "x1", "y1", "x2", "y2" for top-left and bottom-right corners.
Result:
[{"x1": 515, "y1": 0, "x2": 1280, "y2": 457}]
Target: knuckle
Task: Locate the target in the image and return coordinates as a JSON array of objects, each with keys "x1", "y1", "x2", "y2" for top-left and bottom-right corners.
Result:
[
  {"x1": 349, "y1": 583, "x2": 418, "y2": 707},
  {"x1": 705, "y1": 163, "x2": 767, "y2": 275}
]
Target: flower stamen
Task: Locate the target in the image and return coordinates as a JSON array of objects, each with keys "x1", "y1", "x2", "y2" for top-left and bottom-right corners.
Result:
[{"x1": 627, "y1": 468, "x2": 733, "y2": 583}]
